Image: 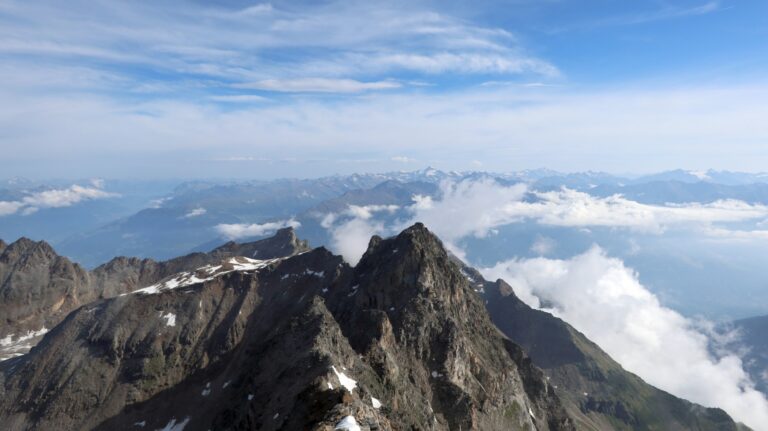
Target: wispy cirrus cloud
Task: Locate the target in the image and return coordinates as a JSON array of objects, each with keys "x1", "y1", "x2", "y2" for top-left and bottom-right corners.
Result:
[
  {"x1": 547, "y1": 1, "x2": 722, "y2": 32},
  {"x1": 236, "y1": 78, "x2": 401, "y2": 93},
  {"x1": 0, "y1": 0, "x2": 554, "y2": 97}
]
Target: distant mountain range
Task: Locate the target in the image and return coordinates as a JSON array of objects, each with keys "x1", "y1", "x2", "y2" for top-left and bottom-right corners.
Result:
[{"x1": 0, "y1": 225, "x2": 751, "y2": 430}]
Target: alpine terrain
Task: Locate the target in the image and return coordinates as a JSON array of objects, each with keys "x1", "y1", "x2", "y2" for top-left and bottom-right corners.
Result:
[{"x1": 0, "y1": 225, "x2": 751, "y2": 430}]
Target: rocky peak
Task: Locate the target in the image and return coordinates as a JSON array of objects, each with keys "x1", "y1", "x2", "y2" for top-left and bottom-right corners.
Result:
[
  {"x1": 211, "y1": 226, "x2": 309, "y2": 259},
  {"x1": 352, "y1": 223, "x2": 469, "y2": 312},
  {"x1": 1, "y1": 237, "x2": 57, "y2": 264},
  {"x1": 0, "y1": 239, "x2": 7, "y2": 254}
]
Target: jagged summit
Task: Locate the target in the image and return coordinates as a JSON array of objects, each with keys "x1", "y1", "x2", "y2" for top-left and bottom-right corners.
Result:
[
  {"x1": 0, "y1": 224, "x2": 574, "y2": 430},
  {"x1": 1, "y1": 237, "x2": 57, "y2": 259},
  {"x1": 211, "y1": 226, "x2": 309, "y2": 259}
]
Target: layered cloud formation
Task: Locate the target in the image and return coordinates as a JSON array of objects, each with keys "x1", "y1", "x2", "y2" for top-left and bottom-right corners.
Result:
[
  {"x1": 1, "y1": 1, "x2": 765, "y2": 178},
  {"x1": 481, "y1": 248, "x2": 768, "y2": 428},
  {"x1": 318, "y1": 179, "x2": 768, "y2": 428},
  {"x1": 0, "y1": 184, "x2": 118, "y2": 216}
]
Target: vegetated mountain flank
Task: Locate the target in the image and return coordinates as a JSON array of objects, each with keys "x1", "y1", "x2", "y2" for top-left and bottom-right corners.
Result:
[
  {"x1": 0, "y1": 228, "x2": 309, "y2": 361},
  {"x1": 0, "y1": 223, "x2": 574, "y2": 431},
  {"x1": 455, "y1": 264, "x2": 750, "y2": 430},
  {"x1": 0, "y1": 224, "x2": 748, "y2": 430}
]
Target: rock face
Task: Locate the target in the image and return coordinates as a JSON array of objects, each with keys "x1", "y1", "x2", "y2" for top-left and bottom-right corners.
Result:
[
  {"x1": 0, "y1": 228, "x2": 309, "y2": 360},
  {"x1": 0, "y1": 238, "x2": 90, "y2": 359},
  {"x1": 0, "y1": 224, "x2": 574, "y2": 430}
]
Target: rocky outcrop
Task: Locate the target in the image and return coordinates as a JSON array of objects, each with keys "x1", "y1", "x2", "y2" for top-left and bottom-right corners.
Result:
[
  {"x1": 0, "y1": 238, "x2": 90, "y2": 357},
  {"x1": 0, "y1": 224, "x2": 574, "y2": 431},
  {"x1": 0, "y1": 228, "x2": 310, "y2": 361}
]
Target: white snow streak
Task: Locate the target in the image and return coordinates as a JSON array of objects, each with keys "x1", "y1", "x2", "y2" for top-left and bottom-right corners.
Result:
[{"x1": 331, "y1": 366, "x2": 357, "y2": 392}]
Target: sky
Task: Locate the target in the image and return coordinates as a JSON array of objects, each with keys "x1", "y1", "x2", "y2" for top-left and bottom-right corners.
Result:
[{"x1": 0, "y1": 0, "x2": 766, "y2": 179}]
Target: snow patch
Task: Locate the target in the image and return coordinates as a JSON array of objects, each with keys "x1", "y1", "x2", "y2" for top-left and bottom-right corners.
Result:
[
  {"x1": 331, "y1": 366, "x2": 357, "y2": 392},
  {"x1": 158, "y1": 417, "x2": 190, "y2": 431},
  {"x1": 159, "y1": 312, "x2": 176, "y2": 327},
  {"x1": 334, "y1": 416, "x2": 361, "y2": 431},
  {"x1": 304, "y1": 269, "x2": 325, "y2": 278},
  {"x1": 124, "y1": 257, "x2": 284, "y2": 295},
  {"x1": 0, "y1": 327, "x2": 49, "y2": 361},
  {"x1": 371, "y1": 397, "x2": 382, "y2": 409},
  {"x1": 202, "y1": 382, "x2": 211, "y2": 396}
]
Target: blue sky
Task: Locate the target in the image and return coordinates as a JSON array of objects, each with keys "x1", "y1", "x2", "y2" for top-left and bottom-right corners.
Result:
[{"x1": 0, "y1": 0, "x2": 766, "y2": 179}]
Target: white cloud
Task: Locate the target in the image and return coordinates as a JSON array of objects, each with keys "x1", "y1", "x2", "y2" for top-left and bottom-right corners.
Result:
[
  {"x1": 321, "y1": 204, "x2": 400, "y2": 264},
  {"x1": 530, "y1": 235, "x2": 556, "y2": 255},
  {"x1": 0, "y1": 184, "x2": 118, "y2": 216},
  {"x1": 182, "y1": 207, "x2": 206, "y2": 218},
  {"x1": 406, "y1": 179, "x2": 528, "y2": 243},
  {"x1": 0, "y1": 201, "x2": 24, "y2": 216},
  {"x1": 504, "y1": 188, "x2": 768, "y2": 233},
  {"x1": 391, "y1": 156, "x2": 416, "y2": 163},
  {"x1": 328, "y1": 217, "x2": 385, "y2": 266},
  {"x1": 236, "y1": 78, "x2": 401, "y2": 93},
  {"x1": 407, "y1": 180, "x2": 768, "y2": 238},
  {"x1": 480, "y1": 248, "x2": 768, "y2": 430},
  {"x1": 3, "y1": 81, "x2": 768, "y2": 178},
  {"x1": 361, "y1": 52, "x2": 559, "y2": 77},
  {"x1": 149, "y1": 196, "x2": 172, "y2": 209},
  {"x1": 208, "y1": 95, "x2": 268, "y2": 103},
  {"x1": 703, "y1": 227, "x2": 768, "y2": 241},
  {"x1": 215, "y1": 219, "x2": 300, "y2": 240},
  {"x1": 321, "y1": 178, "x2": 768, "y2": 265}
]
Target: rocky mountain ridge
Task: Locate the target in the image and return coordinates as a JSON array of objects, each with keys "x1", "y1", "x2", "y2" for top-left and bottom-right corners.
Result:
[
  {"x1": 0, "y1": 224, "x2": 574, "y2": 430},
  {"x1": 0, "y1": 224, "x2": 751, "y2": 430},
  {"x1": 0, "y1": 228, "x2": 309, "y2": 361}
]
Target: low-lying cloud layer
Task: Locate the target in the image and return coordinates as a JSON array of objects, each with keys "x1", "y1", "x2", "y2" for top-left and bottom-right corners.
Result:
[
  {"x1": 323, "y1": 178, "x2": 768, "y2": 264},
  {"x1": 0, "y1": 184, "x2": 118, "y2": 216},
  {"x1": 481, "y1": 248, "x2": 768, "y2": 429},
  {"x1": 215, "y1": 219, "x2": 300, "y2": 240},
  {"x1": 317, "y1": 179, "x2": 768, "y2": 428}
]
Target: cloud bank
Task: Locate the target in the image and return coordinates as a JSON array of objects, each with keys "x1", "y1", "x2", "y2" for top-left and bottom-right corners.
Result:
[
  {"x1": 215, "y1": 219, "x2": 300, "y2": 240},
  {"x1": 481, "y1": 248, "x2": 768, "y2": 429},
  {"x1": 0, "y1": 184, "x2": 118, "y2": 216},
  {"x1": 323, "y1": 179, "x2": 768, "y2": 265},
  {"x1": 317, "y1": 179, "x2": 768, "y2": 427}
]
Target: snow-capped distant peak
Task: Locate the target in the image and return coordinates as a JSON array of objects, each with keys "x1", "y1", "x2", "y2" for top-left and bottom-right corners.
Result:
[{"x1": 688, "y1": 170, "x2": 711, "y2": 181}]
